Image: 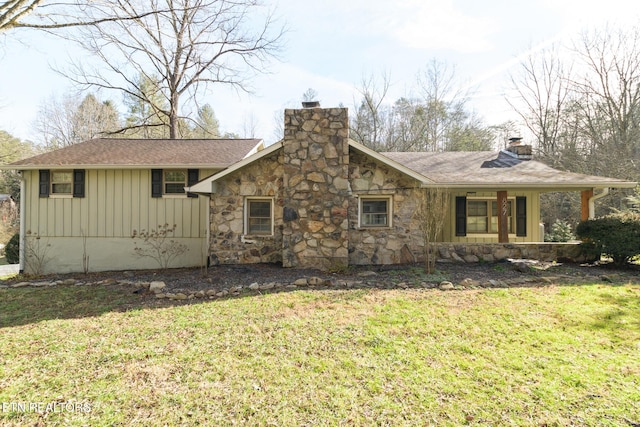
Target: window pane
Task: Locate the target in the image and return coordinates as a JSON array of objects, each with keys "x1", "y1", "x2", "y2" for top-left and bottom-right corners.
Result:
[
  {"x1": 165, "y1": 171, "x2": 186, "y2": 182},
  {"x1": 363, "y1": 200, "x2": 387, "y2": 214},
  {"x1": 249, "y1": 201, "x2": 271, "y2": 218},
  {"x1": 467, "y1": 216, "x2": 487, "y2": 233},
  {"x1": 248, "y1": 200, "x2": 272, "y2": 234},
  {"x1": 52, "y1": 183, "x2": 72, "y2": 194},
  {"x1": 51, "y1": 172, "x2": 72, "y2": 183},
  {"x1": 361, "y1": 199, "x2": 389, "y2": 227},
  {"x1": 468, "y1": 201, "x2": 487, "y2": 216},
  {"x1": 165, "y1": 183, "x2": 185, "y2": 194}
]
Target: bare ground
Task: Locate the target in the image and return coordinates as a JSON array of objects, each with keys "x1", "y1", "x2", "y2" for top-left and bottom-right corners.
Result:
[{"x1": 3, "y1": 259, "x2": 639, "y2": 295}]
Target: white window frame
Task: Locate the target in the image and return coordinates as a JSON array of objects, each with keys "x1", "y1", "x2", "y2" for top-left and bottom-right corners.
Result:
[
  {"x1": 358, "y1": 195, "x2": 393, "y2": 228},
  {"x1": 466, "y1": 197, "x2": 515, "y2": 236},
  {"x1": 50, "y1": 170, "x2": 73, "y2": 197},
  {"x1": 244, "y1": 197, "x2": 274, "y2": 236},
  {"x1": 163, "y1": 169, "x2": 187, "y2": 197}
]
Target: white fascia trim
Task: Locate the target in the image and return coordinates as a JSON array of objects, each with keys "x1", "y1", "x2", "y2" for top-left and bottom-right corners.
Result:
[{"x1": 348, "y1": 139, "x2": 433, "y2": 185}]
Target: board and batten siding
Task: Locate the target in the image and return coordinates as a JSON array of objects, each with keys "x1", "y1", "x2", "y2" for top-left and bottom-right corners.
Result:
[
  {"x1": 23, "y1": 169, "x2": 214, "y2": 273},
  {"x1": 443, "y1": 190, "x2": 541, "y2": 243}
]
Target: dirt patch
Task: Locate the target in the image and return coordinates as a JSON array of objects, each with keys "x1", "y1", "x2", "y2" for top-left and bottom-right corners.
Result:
[{"x1": 3, "y1": 259, "x2": 638, "y2": 295}]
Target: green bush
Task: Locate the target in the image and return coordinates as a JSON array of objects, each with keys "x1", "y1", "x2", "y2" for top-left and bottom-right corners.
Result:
[
  {"x1": 5, "y1": 233, "x2": 19, "y2": 264},
  {"x1": 576, "y1": 212, "x2": 640, "y2": 266},
  {"x1": 545, "y1": 220, "x2": 575, "y2": 242}
]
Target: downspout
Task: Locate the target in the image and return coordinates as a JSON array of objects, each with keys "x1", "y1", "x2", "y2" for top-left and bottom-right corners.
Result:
[
  {"x1": 18, "y1": 171, "x2": 26, "y2": 273},
  {"x1": 588, "y1": 188, "x2": 609, "y2": 219}
]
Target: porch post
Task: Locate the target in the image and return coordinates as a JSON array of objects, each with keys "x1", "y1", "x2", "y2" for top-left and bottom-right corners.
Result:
[
  {"x1": 497, "y1": 191, "x2": 509, "y2": 243},
  {"x1": 581, "y1": 189, "x2": 593, "y2": 221}
]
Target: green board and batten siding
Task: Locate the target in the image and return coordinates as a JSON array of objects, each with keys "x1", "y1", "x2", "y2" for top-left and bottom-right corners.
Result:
[{"x1": 23, "y1": 169, "x2": 214, "y2": 273}]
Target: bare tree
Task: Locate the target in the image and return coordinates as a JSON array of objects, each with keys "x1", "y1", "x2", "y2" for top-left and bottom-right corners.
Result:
[
  {"x1": 1, "y1": 0, "x2": 167, "y2": 32},
  {"x1": 413, "y1": 187, "x2": 449, "y2": 274},
  {"x1": 351, "y1": 61, "x2": 492, "y2": 152},
  {"x1": 34, "y1": 92, "x2": 120, "y2": 148},
  {"x1": 350, "y1": 72, "x2": 392, "y2": 151},
  {"x1": 61, "y1": 0, "x2": 284, "y2": 139}
]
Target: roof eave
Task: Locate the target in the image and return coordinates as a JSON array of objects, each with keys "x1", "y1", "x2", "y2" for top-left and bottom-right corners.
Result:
[
  {"x1": 186, "y1": 141, "x2": 283, "y2": 194},
  {"x1": 0, "y1": 163, "x2": 232, "y2": 171},
  {"x1": 348, "y1": 140, "x2": 432, "y2": 184},
  {"x1": 420, "y1": 181, "x2": 638, "y2": 190}
]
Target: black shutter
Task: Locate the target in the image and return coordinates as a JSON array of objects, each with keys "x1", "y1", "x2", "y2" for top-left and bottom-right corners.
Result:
[
  {"x1": 187, "y1": 169, "x2": 199, "y2": 198},
  {"x1": 73, "y1": 169, "x2": 85, "y2": 198},
  {"x1": 151, "y1": 169, "x2": 163, "y2": 198},
  {"x1": 39, "y1": 170, "x2": 50, "y2": 198},
  {"x1": 516, "y1": 196, "x2": 527, "y2": 237},
  {"x1": 455, "y1": 196, "x2": 467, "y2": 236}
]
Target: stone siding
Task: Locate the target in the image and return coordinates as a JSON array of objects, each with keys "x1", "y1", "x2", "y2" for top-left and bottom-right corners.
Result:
[
  {"x1": 347, "y1": 150, "x2": 424, "y2": 265},
  {"x1": 281, "y1": 107, "x2": 350, "y2": 269},
  {"x1": 435, "y1": 242, "x2": 594, "y2": 264},
  {"x1": 209, "y1": 151, "x2": 284, "y2": 265}
]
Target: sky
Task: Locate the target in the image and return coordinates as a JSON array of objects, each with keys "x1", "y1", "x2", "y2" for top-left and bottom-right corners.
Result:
[{"x1": 1, "y1": 0, "x2": 640, "y2": 145}]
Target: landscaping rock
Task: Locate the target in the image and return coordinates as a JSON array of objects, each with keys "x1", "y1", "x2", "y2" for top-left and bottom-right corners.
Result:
[
  {"x1": 149, "y1": 281, "x2": 166, "y2": 292},
  {"x1": 11, "y1": 282, "x2": 30, "y2": 288},
  {"x1": 293, "y1": 278, "x2": 308, "y2": 286},
  {"x1": 463, "y1": 255, "x2": 479, "y2": 263},
  {"x1": 248, "y1": 282, "x2": 260, "y2": 290},
  {"x1": 439, "y1": 281, "x2": 454, "y2": 290},
  {"x1": 513, "y1": 261, "x2": 530, "y2": 273},
  {"x1": 451, "y1": 253, "x2": 465, "y2": 263},
  {"x1": 357, "y1": 271, "x2": 378, "y2": 277},
  {"x1": 458, "y1": 278, "x2": 479, "y2": 288},
  {"x1": 173, "y1": 293, "x2": 188, "y2": 300},
  {"x1": 62, "y1": 278, "x2": 76, "y2": 286},
  {"x1": 396, "y1": 282, "x2": 409, "y2": 289}
]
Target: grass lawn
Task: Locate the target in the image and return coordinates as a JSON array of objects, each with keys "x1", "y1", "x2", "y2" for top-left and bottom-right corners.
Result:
[{"x1": 1, "y1": 283, "x2": 639, "y2": 426}]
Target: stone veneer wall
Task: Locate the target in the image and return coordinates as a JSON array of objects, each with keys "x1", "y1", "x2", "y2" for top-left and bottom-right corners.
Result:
[
  {"x1": 435, "y1": 242, "x2": 594, "y2": 264},
  {"x1": 281, "y1": 107, "x2": 351, "y2": 269},
  {"x1": 208, "y1": 151, "x2": 284, "y2": 265},
  {"x1": 347, "y1": 150, "x2": 425, "y2": 265}
]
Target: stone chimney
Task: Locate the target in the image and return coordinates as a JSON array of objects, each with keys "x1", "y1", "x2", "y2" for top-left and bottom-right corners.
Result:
[
  {"x1": 281, "y1": 106, "x2": 350, "y2": 269},
  {"x1": 504, "y1": 137, "x2": 532, "y2": 160}
]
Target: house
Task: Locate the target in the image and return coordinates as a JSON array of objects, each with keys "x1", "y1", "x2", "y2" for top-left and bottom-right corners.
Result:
[{"x1": 3, "y1": 106, "x2": 636, "y2": 273}]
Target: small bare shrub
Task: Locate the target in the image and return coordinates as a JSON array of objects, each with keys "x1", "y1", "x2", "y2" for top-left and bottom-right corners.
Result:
[
  {"x1": 24, "y1": 231, "x2": 52, "y2": 276},
  {"x1": 132, "y1": 224, "x2": 188, "y2": 269}
]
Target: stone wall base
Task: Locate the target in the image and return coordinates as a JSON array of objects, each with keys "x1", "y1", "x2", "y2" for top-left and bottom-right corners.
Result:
[{"x1": 434, "y1": 242, "x2": 595, "y2": 264}]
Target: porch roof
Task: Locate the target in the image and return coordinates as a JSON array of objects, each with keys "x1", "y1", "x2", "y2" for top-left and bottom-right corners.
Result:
[{"x1": 383, "y1": 150, "x2": 637, "y2": 190}]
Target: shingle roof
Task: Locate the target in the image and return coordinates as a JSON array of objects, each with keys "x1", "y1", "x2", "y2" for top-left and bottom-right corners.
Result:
[
  {"x1": 382, "y1": 150, "x2": 636, "y2": 189},
  {"x1": 6, "y1": 138, "x2": 263, "y2": 169}
]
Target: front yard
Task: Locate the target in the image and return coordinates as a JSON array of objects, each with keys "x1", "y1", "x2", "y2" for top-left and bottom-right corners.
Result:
[{"x1": 1, "y1": 277, "x2": 639, "y2": 426}]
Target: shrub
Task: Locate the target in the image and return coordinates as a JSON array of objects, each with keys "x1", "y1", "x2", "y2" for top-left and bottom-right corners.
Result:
[
  {"x1": 5, "y1": 233, "x2": 19, "y2": 264},
  {"x1": 576, "y1": 212, "x2": 640, "y2": 266},
  {"x1": 545, "y1": 220, "x2": 575, "y2": 242}
]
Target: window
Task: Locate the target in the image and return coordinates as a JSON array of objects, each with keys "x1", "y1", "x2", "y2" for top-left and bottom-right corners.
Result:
[
  {"x1": 456, "y1": 196, "x2": 526, "y2": 237},
  {"x1": 51, "y1": 171, "x2": 73, "y2": 195},
  {"x1": 360, "y1": 197, "x2": 391, "y2": 227},
  {"x1": 164, "y1": 170, "x2": 186, "y2": 194},
  {"x1": 39, "y1": 169, "x2": 85, "y2": 198},
  {"x1": 246, "y1": 198, "x2": 273, "y2": 235},
  {"x1": 151, "y1": 169, "x2": 199, "y2": 198},
  {"x1": 466, "y1": 199, "x2": 513, "y2": 234}
]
